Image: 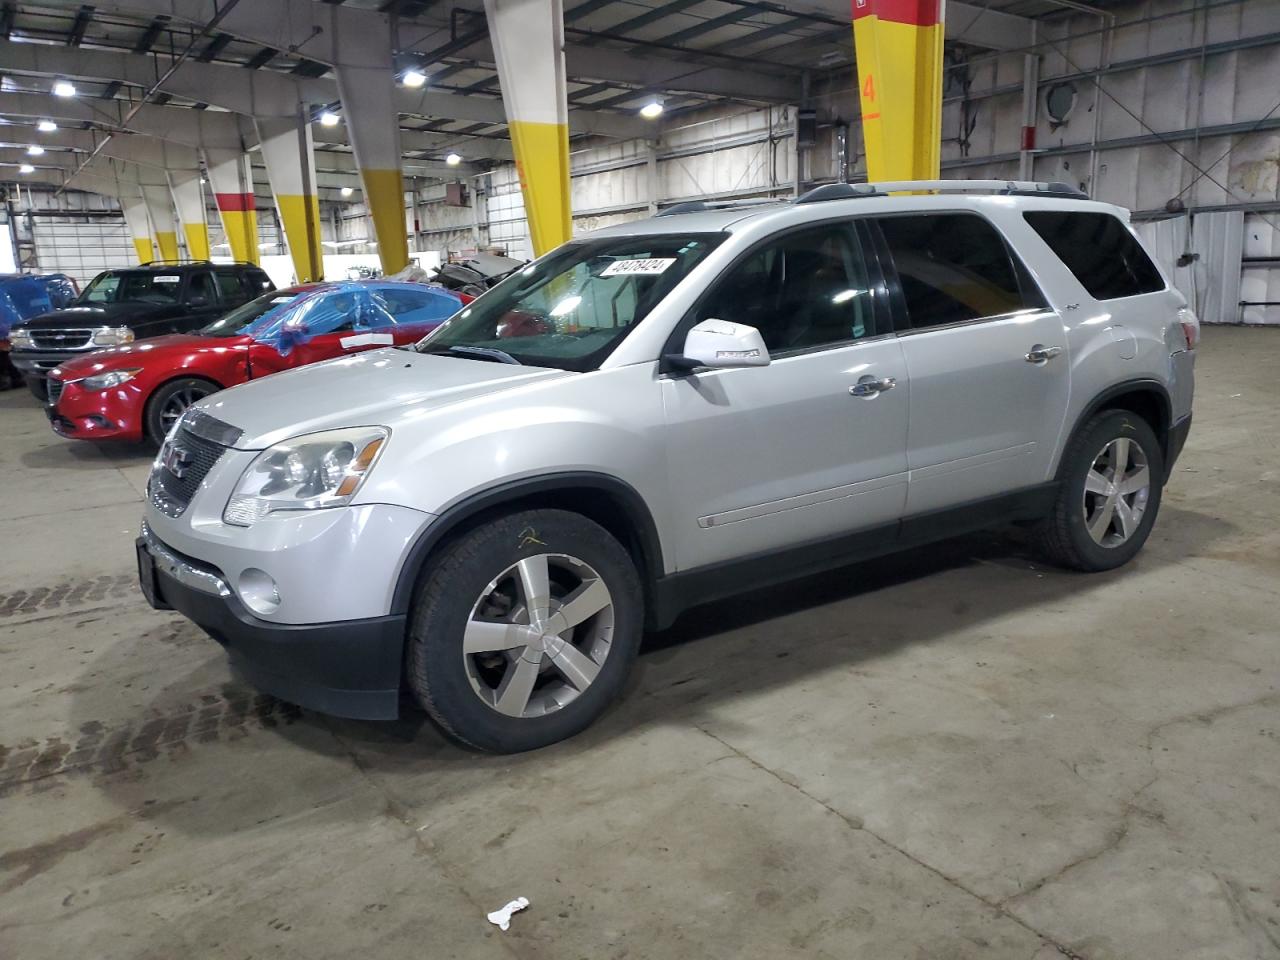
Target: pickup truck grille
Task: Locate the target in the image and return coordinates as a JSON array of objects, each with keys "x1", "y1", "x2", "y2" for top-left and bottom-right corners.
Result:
[
  {"x1": 149, "y1": 420, "x2": 233, "y2": 517},
  {"x1": 28, "y1": 328, "x2": 94, "y2": 350}
]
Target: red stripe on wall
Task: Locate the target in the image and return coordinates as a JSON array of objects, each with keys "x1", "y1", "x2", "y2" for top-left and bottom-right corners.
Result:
[
  {"x1": 851, "y1": 0, "x2": 942, "y2": 26},
  {"x1": 214, "y1": 192, "x2": 255, "y2": 212}
]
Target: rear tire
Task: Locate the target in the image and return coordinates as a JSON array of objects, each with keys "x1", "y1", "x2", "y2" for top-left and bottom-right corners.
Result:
[
  {"x1": 1036, "y1": 409, "x2": 1164, "y2": 571},
  {"x1": 405, "y1": 509, "x2": 643, "y2": 753},
  {"x1": 143, "y1": 377, "x2": 219, "y2": 447}
]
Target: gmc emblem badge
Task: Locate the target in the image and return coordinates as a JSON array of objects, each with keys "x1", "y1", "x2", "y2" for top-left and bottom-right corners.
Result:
[{"x1": 162, "y1": 444, "x2": 192, "y2": 479}]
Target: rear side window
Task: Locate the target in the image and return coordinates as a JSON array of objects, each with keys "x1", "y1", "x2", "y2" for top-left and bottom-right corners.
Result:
[
  {"x1": 215, "y1": 270, "x2": 248, "y2": 301},
  {"x1": 1023, "y1": 211, "x2": 1164, "y2": 300},
  {"x1": 878, "y1": 213, "x2": 1037, "y2": 329}
]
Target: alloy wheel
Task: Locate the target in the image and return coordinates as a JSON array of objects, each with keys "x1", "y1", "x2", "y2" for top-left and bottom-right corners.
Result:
[
  {"x1": 1082, "y1": 436, "x2": 1151, "y2": 547},
  {"x1": 462, "y1": 553, "x2": 615, "y2": 719},
  {"x1": 159, "y1": 384, "x2": 213, "y2": 433}
]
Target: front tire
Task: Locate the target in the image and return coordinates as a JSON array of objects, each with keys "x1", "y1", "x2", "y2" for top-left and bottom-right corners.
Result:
[
  {"x1": 143, "y1": 377, "x2": 219, "y2": 447},
  {"x1": 1037, "y1": 409, "x2": 1164, "y2": 571},
  {"x1": 405, "y1": 509, "x2": 643, "y2": 753},
  {"x1": 26, "y1": 376, "x2": 48, "y2": 401}
]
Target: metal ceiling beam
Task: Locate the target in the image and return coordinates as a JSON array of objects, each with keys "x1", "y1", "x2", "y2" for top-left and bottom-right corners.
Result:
[
  {"x1": 776, "y1": 0, "x2": 1034, "y2": 51},
  {"x1": 67, "y1": 4, "x2": 94, "y2": 45},
  {"x1": 0, "y1": 29, "x2": 647, "y2": 137}
]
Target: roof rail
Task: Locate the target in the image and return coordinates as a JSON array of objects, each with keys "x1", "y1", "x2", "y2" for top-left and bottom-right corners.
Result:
[
  {"x1": 795, "y1": 179, "x2": 1089, "y2": 204},
  {"x1": 654, "y1": 197, "x2": 782, "y2": 218},
  {"x1": 139, "y1": 259, "x2": 214, "y2": 266}
]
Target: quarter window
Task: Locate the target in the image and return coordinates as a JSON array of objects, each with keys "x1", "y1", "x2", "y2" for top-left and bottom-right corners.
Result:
[
  {"x1": 694, "y1": 222, "x2": 880, "y2": 354},
  {"x1": 1023, "y1": 211, "x2": 1164, "y2": 300},
  {"x1": 879, "y1": 213, "x2": 1033, "y2": 329}
]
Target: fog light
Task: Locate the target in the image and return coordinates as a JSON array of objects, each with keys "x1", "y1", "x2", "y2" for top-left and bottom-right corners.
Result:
[{"x1": 239, "y1": 568, "x2": 281, "y2": 616}]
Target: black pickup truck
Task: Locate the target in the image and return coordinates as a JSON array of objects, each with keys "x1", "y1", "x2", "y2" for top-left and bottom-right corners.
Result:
[{"x1": 9, "y1": 261, "x2": 273, "y2": 399}]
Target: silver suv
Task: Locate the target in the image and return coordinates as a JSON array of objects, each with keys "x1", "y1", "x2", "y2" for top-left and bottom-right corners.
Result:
[{"x1": 136, "y1": 180, "x2": 1196, "y2": 753}]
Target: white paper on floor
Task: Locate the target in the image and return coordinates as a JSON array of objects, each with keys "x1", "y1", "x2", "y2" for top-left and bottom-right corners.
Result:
[{"x1": 487, "y1": 897, "x2": 530, "y2": 931}]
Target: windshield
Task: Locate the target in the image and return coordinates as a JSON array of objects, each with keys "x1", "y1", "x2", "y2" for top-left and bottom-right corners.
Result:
[
  {"x1": 416, "y1": 233, "x2": 725, "y2": 371},
  {"x1": 80, "y1": 271, "x2": 185, "y2": 305},
  {"x1": 200, "y1": 290, "x2": 308, "y2": 338}
]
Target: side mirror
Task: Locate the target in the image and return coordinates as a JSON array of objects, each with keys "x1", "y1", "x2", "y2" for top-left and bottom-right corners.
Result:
[
  {"x1": 188, "y1": 295, "x2": 209, "y2": 307},
  {"x1": 665, "y1": 319, "x2": 771, "y2": 372}
]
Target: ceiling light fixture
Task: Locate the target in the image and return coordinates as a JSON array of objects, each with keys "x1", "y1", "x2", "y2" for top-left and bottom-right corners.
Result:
[
  {"x1": 19, "y1": 163, "x2": 35, "y2": 174},
  {"x1": 445, "y1": 152, "x2": 462, "y2": 166},
  {"x1": 319, "y1": 111, "x2": 340, "y2": 126},
  {"x1": 402, "y1": 69, "x2": 427, "y2": 89},
  {"x1": 340, "y1": 186, "x2": 354, "y2": 197},
  {"x1": 53, "y1": 80, "x2": 77, "y2": 97},
  {"x1": 27, "y1": 145, "x2": 45, "y2": 156},
  {"x1": 639, "y1": 100, "x2": 664, "y2": 119},
  {"x1": 37, "y1": 120, "x2": 58, "y2": 132}
]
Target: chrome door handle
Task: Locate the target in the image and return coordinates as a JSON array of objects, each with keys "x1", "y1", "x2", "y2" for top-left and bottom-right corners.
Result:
[
  {"x1": 849, "y1": 375, "x2": 896, "y2": 398},
  {"x1": 1025, "y1": 344, "x2": 1063, "y2": 364}
]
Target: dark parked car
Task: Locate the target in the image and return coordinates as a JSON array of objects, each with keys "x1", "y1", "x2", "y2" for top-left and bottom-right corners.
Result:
[
  {"x1": 0, "y1": 273, "x2": 79, "y2": 390},
  {"x1": 9, "y1": 261, "x2": 273, "y2": 399}
]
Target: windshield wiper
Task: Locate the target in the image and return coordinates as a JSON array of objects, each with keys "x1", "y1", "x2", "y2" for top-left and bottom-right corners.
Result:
[{"x1": 429, "y1": 345, "x2": 522, "y2": 365}]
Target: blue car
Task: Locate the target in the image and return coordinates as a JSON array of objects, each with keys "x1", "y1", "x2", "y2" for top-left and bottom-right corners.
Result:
[{"x1": 1, "y1": 273, "x2": 79, "y2": 389}]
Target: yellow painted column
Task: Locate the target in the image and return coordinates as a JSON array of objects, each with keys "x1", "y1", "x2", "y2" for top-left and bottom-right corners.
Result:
[
  {"x1": 120, "y1": 199, "x2": 155, "y2": 265},
  {"x1": 205, "y1": 148, "x2": 260, "y2": 264},
  {"x1": 255, "y1": 117, "x2": 324, "y2": 283},
  {"x1": 852, "y1": 0, "x2": 945, "y2": 182},
  {"x1": 169, "y1": 171, "x2": 211, "y2": 261},
  {"x1": 141, "y1": 184, "x2": 182, "y2": 264},
  {"x1": 485, "y1": 0, "x2": 571, "y2": 256}
]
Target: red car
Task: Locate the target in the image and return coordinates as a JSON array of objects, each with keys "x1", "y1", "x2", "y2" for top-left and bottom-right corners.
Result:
[{"x1": 47, "y1": 280, "x2": 465, "y2": 446}]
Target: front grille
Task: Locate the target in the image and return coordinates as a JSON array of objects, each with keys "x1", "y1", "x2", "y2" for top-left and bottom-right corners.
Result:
[
  {"x1": 29, "y1": 328, "x2": 94, "y2": 350},
  {"x1": 47, "y1": 378, "x2": 65, "y2": 407},
  {"x1": 149, "y1": 424, "x2": 230, "y2": 518}
]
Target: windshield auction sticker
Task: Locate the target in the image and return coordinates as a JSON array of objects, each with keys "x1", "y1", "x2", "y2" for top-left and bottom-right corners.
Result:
[{"x1": 602, "y1": 258, "x2": 676, "y2": 277}]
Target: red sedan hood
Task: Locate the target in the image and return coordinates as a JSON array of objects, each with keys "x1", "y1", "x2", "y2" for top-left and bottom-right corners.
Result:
[{"x1": 52, "y1": 333, "x2": 250, "y2": 378}]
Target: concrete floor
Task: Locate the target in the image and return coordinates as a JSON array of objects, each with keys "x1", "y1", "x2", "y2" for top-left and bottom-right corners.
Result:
[{"x1": 1, "y1": 326, "x2": 1277, "y2": 960}]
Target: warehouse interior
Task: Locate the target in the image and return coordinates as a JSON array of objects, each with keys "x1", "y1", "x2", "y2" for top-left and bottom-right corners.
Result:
[{"x1": 2, "y1": 0, "x2": 1279, "y2": 957}]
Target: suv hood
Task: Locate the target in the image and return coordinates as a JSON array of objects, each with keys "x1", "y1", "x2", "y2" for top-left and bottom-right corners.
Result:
[
  {"x1": 194, "y1": 348, "x2": 574, "y2": 450},
  {"x1": 14, "y1": 302, "x2": 170, "y2": 330}
]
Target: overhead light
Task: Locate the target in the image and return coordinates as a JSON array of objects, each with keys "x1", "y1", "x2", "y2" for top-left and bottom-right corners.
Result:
[
  {"x1": 19, "y1": 163, "x2": 35, "y2": 174},
  {"x1": 340, "y1": 186, "x2": 354, "y2": 197},
  {"x1": 200, "y1": 177, "x2": 207, "y2": 184},
  {"x1": 37, "y1": 120, "x2": 58, "y2": 132},
  {"x1": 445, "y1": 152, "x2": 462, "y2": 166},
  {"x1": 53, "y1": 80, "x2": 77, "y2": 98},
  {"x1": 639, "y1": 100, "x2": 664, "y2": 119},
  {"x1": 318, "y1": 111, "x2": 340, "y2": 127},
  {"x1": 27, "y1": 145, "x2": 45, "y2": 156},
  {"x1": 402, "y1": 69, "x2": 427, "y2": 89}
]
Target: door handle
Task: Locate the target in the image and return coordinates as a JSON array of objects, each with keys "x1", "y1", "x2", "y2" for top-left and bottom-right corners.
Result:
[
  {"x1": 849, "y1": 375, "x2": 896, "y2": 398},
  {"x1": 1025, "y1": 344, "x2": 1063, "y2": 364}
]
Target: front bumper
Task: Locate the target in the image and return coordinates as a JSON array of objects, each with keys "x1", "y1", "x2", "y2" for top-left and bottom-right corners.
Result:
[
  {"x1": 137, "y1": 525, "x2": 405, "y2": 719},
  {"x1": 11, "y1": 347, "x2": 93, "y2": 379},
  {"x1": 47, "y1": 378, "x2": 145, "y2": 442}
]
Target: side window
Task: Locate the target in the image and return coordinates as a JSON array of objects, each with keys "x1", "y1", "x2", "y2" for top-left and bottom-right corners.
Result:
[
  {"x1": 288, "y1": 290, "x2": 361, "y2": 334},
  {"x1": 215, "y1": 270, "x2": 248, "y2": 302},
  {"x1": 187, "y1": 272, "x2": 217, "y2": 305},
  {"x1": 879, "y1": 213, "x2": 1032, "y2": 329},
  {"x1": 375, "y1": 288, "x2": 451, "y2": 325},
  {"x1": 695, "y1": 221, "x2": 879, "y2": 354},
  {"x1": 1023, "y1": 211, "x2": 1164, "y2": 300}
]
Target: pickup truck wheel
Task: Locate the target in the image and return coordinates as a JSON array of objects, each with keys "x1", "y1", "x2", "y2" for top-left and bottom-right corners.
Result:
[
  {"x1": 144, "y1": 377, "x2": 218, "y2": 447},
  {"x1": 406, "y1": 509, "x2": 643, "y2": 753},
  {"x1": 1036, "y1": 409, "x2": 1164, "y2": 571}
]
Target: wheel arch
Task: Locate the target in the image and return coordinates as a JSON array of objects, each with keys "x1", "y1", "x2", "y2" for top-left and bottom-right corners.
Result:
[
  {"x1": 390, "y1": 472, "x2": 666, "y2": 623},
  {"x1": 142, "y1": 373, "x2": 225, "y2": 439},
  {"x1": 1058, "y1": 379, "x2": 1173, "y2": 478}
]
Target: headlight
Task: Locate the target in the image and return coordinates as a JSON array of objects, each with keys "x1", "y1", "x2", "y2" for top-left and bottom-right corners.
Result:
[
  {"x1": 81, "y1": 368, "x2": 142, "y2": 391},
  {"x1": 224, "y1": 427, "x2": 389, "y2": 526},
  {"x1": 9, "y1": 330, "x2": 33, "y2": 349},
  {"x1": 91, "y1": 326, "x2": 135, "y2": 346}
]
